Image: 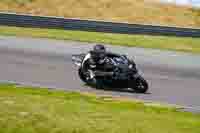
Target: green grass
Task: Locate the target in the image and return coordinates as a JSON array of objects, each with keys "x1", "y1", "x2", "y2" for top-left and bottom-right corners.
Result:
[
  {"x1": 1, "y1": 26, "x2": 200, "y2": 54},
  {"x1": 0, "y1": 83, "x2": 200, "y2": 133}
]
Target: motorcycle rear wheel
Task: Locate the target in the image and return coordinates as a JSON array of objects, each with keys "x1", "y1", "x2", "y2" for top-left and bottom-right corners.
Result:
[{"x1": 132, "y1": 76, "x2": 148, "y2": 93}]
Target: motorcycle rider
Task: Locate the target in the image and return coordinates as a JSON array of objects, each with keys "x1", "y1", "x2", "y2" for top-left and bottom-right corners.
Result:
[
  {"x1": 82, "y1": 44, "x2": 132, "y2": 77},
  {"x1": 81, "y1": 44, "x2": 137, "y2": 88},
  {"x1": 81, "y1": 44, "x2": 108, "y2": 80}
]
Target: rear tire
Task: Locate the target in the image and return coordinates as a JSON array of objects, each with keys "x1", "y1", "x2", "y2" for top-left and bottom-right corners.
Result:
[{"x1": 132, "y1": 76, "x2": 148, "y2": 93}]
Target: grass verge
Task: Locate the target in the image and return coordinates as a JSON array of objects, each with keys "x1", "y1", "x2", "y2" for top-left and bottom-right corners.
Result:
[
  {"x1": 1, "y1": 26, "x2": 200, "y2": 54},
  {"x1": 0, "y1": 0, "x2": 200, "y2": 27},
  {"x1": 0, "y1": 83, "x2": 199, "y2": 133}
]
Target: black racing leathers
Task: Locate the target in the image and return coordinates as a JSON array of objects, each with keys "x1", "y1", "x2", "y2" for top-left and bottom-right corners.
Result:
[
  {"x1": 82, "y1": 51, "x2": 122, "y2": 75},
  {"x1": 82, "y1": 51, "x2": 106, "y2": 73}
]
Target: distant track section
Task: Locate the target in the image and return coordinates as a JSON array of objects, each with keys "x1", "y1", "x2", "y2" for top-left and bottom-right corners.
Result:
[{"x1": 0, "y1": 12, "x2": 200, "y2": 37}]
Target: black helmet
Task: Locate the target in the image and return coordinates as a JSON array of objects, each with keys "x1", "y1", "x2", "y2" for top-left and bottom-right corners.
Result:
[{"x1": 93, "y1": 44, "x2": 106, "y2": 53}]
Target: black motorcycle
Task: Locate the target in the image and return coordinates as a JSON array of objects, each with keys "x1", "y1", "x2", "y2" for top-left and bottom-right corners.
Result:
[{"x1": 72, "y1": 52, "x2": 148, "y2": 93}]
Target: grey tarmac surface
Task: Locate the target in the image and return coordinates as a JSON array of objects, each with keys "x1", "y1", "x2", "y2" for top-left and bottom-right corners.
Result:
[{"x1": 0, "y1": 36, "x2": 200, "y2": 112}]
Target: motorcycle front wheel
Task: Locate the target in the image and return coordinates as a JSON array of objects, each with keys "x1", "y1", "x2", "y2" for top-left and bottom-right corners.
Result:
[{"x1": 78, "y1": 68, "x2": 103, "y2": 89}]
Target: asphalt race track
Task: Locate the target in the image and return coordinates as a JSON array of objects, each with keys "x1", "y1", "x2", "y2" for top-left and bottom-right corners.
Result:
[{"x1": 0, "y1": 36, "x2": 200, "y2": 112}]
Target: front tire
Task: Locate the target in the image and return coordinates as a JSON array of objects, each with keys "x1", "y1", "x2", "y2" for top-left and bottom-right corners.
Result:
[
  {"x1": 78, "y1": 68, "x2": 104, "y2": 89},
  {"x1": 132, "y1": 76, "x2": 148, "y2": 93},
  {"x1": 78, "y1": 68, "x2": 87, "y2": 82}
]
